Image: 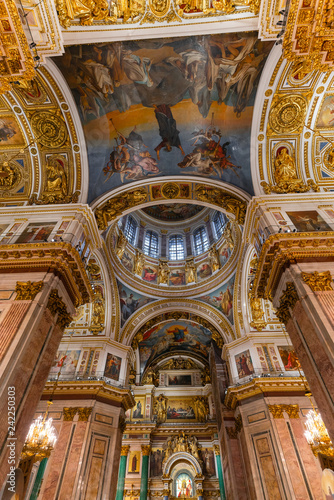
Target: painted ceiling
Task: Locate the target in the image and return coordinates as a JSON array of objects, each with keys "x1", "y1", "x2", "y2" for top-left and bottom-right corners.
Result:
[
  {"x1": 53, "y1": 34, "x2": 274, "y2": 203},
  {"x1": 138, "y1": 320, "x2": 212, "y2": 373},
  {"x1": 141, "y1": 203, "x2": 204, "y2": 221}
]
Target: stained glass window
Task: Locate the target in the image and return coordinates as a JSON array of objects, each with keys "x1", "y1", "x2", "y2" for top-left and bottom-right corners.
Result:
[{"x1": 176, "y1": 473, "x2": 193, "y2": 498}]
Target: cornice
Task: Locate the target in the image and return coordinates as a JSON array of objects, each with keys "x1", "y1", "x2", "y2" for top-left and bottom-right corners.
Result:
[
  {"x1": 43, "y1": 380, "x2": 135, "y2": 411},
  {"x1": 225, "y1": 376, "x2": 308, "y2": 409},
  {"x1": 0, "y1": 241, "x2": 94, "y2": 306}
]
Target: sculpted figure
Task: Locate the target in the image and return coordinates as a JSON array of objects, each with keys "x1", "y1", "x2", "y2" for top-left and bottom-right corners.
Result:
[
  {"x1": 189, "y1": 436, "x2": 200, "y2": 460},
  {"x1": 0, "y1": 163, "x2": 15, "y2": 187},
  {"x1": 223, "y1": 221, "x2": 234, "y2": 249},
  {"x1": 116, "y1": 231, "x2": 127, "y2": 259},
  {"x1": 274, "y1": 148, "x2": 298, "y2": 184},
  {"x1": 185, "y1": 259, "x2": 197, "y2": 284},
  {"x1": 250, "y1": 297, "x2": 264, "y2": 321},
  {"x1": 45, "y1": 158, "x2": 67, "y2": 198},
  {"x1": 134, "y1": 250, "x2": 145, "y2": 276},
  {"x1": 158, "y1": 261, "x2": 170, "y2": 285},
  {"x1": 193, "y1": 397, "x2": 208, "y2": 423},
  {"x1": 56, "y1": 0, "x2": 115, "y2": 28},
  {"x1": 208, "y1": 245, "x2": 220, "y2": 272},
  {"x1": 154, "y1": 394, "x2": 167, "y2": 424}
]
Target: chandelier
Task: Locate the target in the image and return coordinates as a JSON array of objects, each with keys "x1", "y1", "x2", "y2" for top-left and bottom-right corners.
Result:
[
  {"x1": 21, "y1": 402, "x2": 57, "y2": 460},
  {"x1": 304, "y1": 394, "x2": 334, "y2": 458}
]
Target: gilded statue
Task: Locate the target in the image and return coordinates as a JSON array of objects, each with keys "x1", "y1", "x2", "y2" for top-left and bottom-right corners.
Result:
[
  {"x1": 56, "y1": 0, "x2": 116, "y2": 28},
  {"x1": 185, "y1": 259, "x2": 197, "y2": 284},
  {"x1": 0, "y1": 162, "x2": 16, "y2": 188},
  {"x1": 142, "y1": 367, "x2": 158, "y2": 386},
  {"x1": 91, "y1": 290, "x2": 105, "y2": 333},
  {"x1": 208, "y1": 245, "x2": 220, "y2": 272},
  {"x1": 211, "y1": 0, "x2": 234, "y2": 13},
  {"x1": 274, "y1": 148, "x2": 298, "y2": 184},
  {"x1": 158, "y1": 260, "x2": 170, "y2": 285},
  {"x1": 134, "y1": 250, "x2": 145, "y2": 276},
  {"x1": 189, "y1": 436, "x2": 200, "y2": 460},
  {"x1": 116, "y1": 231, "x2": 127, "y2": 260},
  {"x1": 224, "y1": 221, "x2": 234, "y2": 249},
  {"x1": 249, "y1": 295, "x2": 266, "y2": 331},
  {"x1": 193, "y1": 396, "x2": 209, "y2": 423},
  {"x1": 201, "y1": 366, "x2": 211, "y2": 385},
  {"x1": 163, "y1": 438, "x2": 174, "y2": 462},
  {"x1": 45, "y1": 157, "x2": 67, "y2": 199},
  {"x1": 154, "y1": 394, "x2": 168, "y2": 424}
]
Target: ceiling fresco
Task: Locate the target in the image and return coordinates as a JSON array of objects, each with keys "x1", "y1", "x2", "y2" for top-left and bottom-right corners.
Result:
[
  {"x1": 117, "y1": 279, "x2": 156, "y2": 327},
  {"x1": 197, "y1": 273, "x2": 235, "y2": 324},
  {"x1": 53, "y1": 34, "x2": 274, "y2": 203},
  {"x1": 141, "y1": 203, "x2": 204, "y2": 221},
  {"x1": 138, "y1": 320, "x2": 212, "y2": 373}
]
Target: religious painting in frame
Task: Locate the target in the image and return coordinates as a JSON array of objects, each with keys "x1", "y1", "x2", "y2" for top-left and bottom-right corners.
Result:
[
  {"x1": 166, "y1": 397, "x2": 196, "y2": 421},
  {"x1": 235, "y1": 349, "x2": 254, "y2": 379},
  {"x1": 16, "y1": 222, "x2": 57, "y2": 244},
  {"x1": 128, "y1": 450, "x2": 141, "y2": 473},
  {"x1": 50, "y1": 350, "x2": 81, "y2": 376},
  {"x1": 168, "y1": 374, "x2": 192, "y2": 386},
  {"x1": 150, "y1": 448, "x2": 164, "y2": 477},
  {"x1": 169, "y1": 269, "x2": 186, "y2": 286},
  {"x1": 131, "y1": 398, "x2": 145, "y2": 420},
  {"x1": 0, "y1": 115, "x2": 25, "y2": 146},
  {"x1": 142, "y1": 264, "x2": 158, "y2": 283},
  {"x1": 278, "y1": 346, "x2": 301, "y2": 371},
  {"x1": 104, "y1": 353, "x2": 122, "y2": 381},
  {"x1": 286, "y1": 211, "x2": 331, "y2": 232}
]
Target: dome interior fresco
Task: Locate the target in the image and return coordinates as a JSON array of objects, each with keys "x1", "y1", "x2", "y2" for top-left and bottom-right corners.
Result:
[
  {"x1": 141, "y1": 203, "x2": 204, "y2": 221},
  {"x1": 53, "y1": 33, "x2": 274, "y2": 203}
]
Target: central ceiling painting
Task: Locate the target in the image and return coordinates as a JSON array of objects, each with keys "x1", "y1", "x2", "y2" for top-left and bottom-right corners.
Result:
[{"x1": 54, "y1": 34, "x2": 274, "y2": 203}]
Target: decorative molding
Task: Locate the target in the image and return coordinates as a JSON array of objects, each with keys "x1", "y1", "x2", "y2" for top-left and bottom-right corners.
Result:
[
  {"x1": 15, "y1": 280, "x2": 43, "y2": 300},
  {"x1": 268, "y1": 404, "x2": 300, "y2": 419},
  {"x1": 63, "y1": 407, "x2": 78, "y2": 421},
  {"x1": 213, "y1": 444, "x2": 220, "y2": 455},
  {"x1": 276, "y1": 282, "x2": 299, "y2": 324},
  {"x1": 47, "y1": 289, "x2": 73, "y2": 329},
  {"x1": 301, "y1": 271, "x2": 333, "y2": 292}
]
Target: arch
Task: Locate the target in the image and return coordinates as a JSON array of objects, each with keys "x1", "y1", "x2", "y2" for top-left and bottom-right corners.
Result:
[
  {"x1": 120, "y1": 298, "x2": 235, "y2": 346},
  {"x1": 163, "y1": 452, "x2": 202, "y2": 477},
  {"x1": 91, "y1": 177, "x2": 250, "y2": 231}
]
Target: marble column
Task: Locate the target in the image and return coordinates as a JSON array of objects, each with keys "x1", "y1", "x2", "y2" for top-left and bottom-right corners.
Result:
[
  {"x1": 116, "y1": 445, "x2": 130, "y2": 500},
  {"x1": 140, "y1": 445, "x2": 151, "y2": 500},
  {"x1": 29, "y1": 457, "x2": 48, "y2": 500},
  {"x1": 214, "y1": 445, "x2": 226, "y2": 500}
]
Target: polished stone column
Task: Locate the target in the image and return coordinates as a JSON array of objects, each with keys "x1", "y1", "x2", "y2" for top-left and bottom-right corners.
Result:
[
  {"x1": 140, "y1": 445, "x2": 151, "y2": 500},
  {"x1": 116, "y1": 445, "x2": 130, "y2": 500},
  {"x1": 214, "y1": 445, "x2": 226, "y2": 500},
  {"x1": 29, "y1": 457, "x2": 48, "y2": 500}
]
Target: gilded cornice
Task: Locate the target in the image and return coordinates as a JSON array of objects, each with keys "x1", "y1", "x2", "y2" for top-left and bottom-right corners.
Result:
[
  {"x1": 0, "y1": 241, "x2": 93, "y2": 306},
  {"x1": 43, "y1": 380, "x2": 135, "y2": 411},
  {"x1": 251, "y1": 232, "x2": 334, "y2": 300},
  {"x1": 224, "y1": 376, "x2": 308, "y2": 409}
]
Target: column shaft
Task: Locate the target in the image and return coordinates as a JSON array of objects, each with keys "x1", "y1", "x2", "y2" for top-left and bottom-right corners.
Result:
[
  {"x1": 29, "y1": 458, "x2": 48, "y2": 500},
  {"x1": 140, "y1": 454, "x2": 149, "y2": 500},
  {"x1": 116, "y1": 454, "x2": 128, "y2": 500},
  {"x1": 215, "y1": 453, "x2": 226, "y2": 500}
]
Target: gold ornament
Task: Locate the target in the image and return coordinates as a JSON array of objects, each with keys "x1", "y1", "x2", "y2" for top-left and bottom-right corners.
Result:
[
  {"x1": 121, "y1": 445, "x2": 130, "y2": 456},
  {"x1": 95, "y1": 188, "x2": 147, "y2": 230},
  {"x1": 149, "y1": 0, "x2": 170, "y2": 17},
  {"x1": 208, "y1": 244, "x2": 220, "y2": 272},
  {"x1": 268, "y1": 95, "x2": 307, "y2": 134},
  {"x1": 63, "y1": 407, "x2": 78, "y2": 421},
  {"x1": 115, "y1": 231, "x2": 127, "y2": 260},
  {"x1": 31, "y1": 111, "x2": 67, "y2": 148},
  {"x1": 134, "y1": 250, "x2": 145, "y2": 276},
  {"x1": 195, "y1": 185, "x2": 246, "y2": 224},
  {"x1": 161, "y1": 182, "x2": 180, "y2": 199},
  {"x1": 249, "y1": 296, "x2": 267, "y2": 331},
  {"x1": 90, "y1": 291, "x2": 105, "y2": 334},
  {"x1": 47, "y1": 289, "x2": 73, "y2": 329},
  {"x1": 213, "y1": 444, "x2": 220, "y2": 455},
  {"x1": 77, "y1": 407, "x2": 93, "y2": 421},
  {"x1": 56, "y1": 0, "x2": 116, "y2": 28},
  {"x1": 268, "y1": 405, "x2": 284, "y2": 418},
  {"x1": 193, "y1": 396, "x2": 209, "y2": 423},
  {"x1": 276, "y1": 282, "x2": 299, "y2": 324},
  {"x1": 270, "y1": 148, "x2": 309, "y2": 194},
  {"x1": 284, "y1": 404, "x2": 300, "y2": 419},
  {"x1": 15, "y1": 281, "x2": 43, "y2": 300},
  {"x1": 301, "y1": 271, "x2": 333, "y2": 291},
  {"x1": 141, "y1": 445, "x2": 151, "y2": 456}
]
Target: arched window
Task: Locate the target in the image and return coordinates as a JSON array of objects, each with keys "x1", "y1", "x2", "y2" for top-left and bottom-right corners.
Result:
[
  {"x1": 124, "y1": 216, "x2": 137, "y2": 245},
  {"x1": 169, "y1": 235, "x2": 185, "y2": 261},
  {"x1": 143, "y1": 230, "x2": 159, "y2": 258},
  {"x1": 193, "y1": 226, "x2": 209, "y2": 255},
  {"x1": 213, "y1": 211, "x2": 227, "y2": 239}
]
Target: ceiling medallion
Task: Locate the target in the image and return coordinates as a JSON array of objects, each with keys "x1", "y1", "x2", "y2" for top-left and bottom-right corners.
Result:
[
  {"x1": 161, "y1": 182, "x2": 180, "y2": 199},
  {"x1": 268, "y1": 94, "x2": 307, "y2": 134},
  {"x1": 0, "y1": 161, "x2": 22, "y2": 191},
  {"x1": 31, "y1": 111, "x2": 67, "y2": 148}
]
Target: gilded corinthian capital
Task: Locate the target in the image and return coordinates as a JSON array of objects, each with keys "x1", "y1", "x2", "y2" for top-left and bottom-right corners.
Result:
[
  {"x1": 15, "y1": 280, "x2": 43, "y2": 300},
  {"x1": 301, "y1": 271, "x2": 333, "y2": 292}
]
